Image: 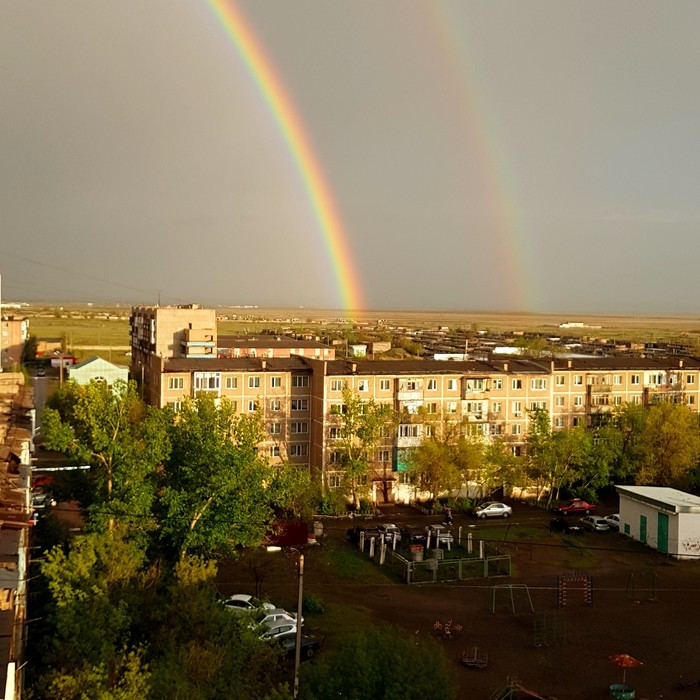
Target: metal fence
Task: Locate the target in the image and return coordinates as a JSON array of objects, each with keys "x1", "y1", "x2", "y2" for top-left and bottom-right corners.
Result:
[{"x1": 362, "y1": 540, "x2": 511, "y2": 584}]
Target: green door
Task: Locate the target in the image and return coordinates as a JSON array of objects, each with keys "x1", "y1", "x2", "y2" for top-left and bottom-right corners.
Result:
[
  {"x1": 658, "y1": 512, "x2": 669, "y2": 554},
  {"x1": 640, "y1": 515, "x2": 647, "y2": 544}
]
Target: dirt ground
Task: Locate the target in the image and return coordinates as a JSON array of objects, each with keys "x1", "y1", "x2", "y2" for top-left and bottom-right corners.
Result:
[{"x1": 218, "y1": 504, "x2": 700, "y2": 700}]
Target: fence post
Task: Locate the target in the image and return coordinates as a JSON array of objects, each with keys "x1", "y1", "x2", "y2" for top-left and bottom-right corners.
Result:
[
  {"x1": 479, "y1": 539, "x2": 485, "y2": 559},
  {"x1": 369, "y1": 537, "x2": 376, "y2": 558},
  {"x1": 379, "y1": 542, "x2": 386, "y2": 565},
  {"x1": 458, "y1": 525, "x2": 462, "y2": 545},
  {"x1": 467, "y1": 532, "x2": 473, "y2": 554}
]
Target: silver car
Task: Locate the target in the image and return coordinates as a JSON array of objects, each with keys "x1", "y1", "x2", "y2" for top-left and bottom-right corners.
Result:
[
  {"x1": 377, "y1": 524, "x2": 402, "y2": 545},
  {"x1": 580, "y1": 516, "x2": 610, "y2": 532},
  {"x1": 474, "y1": 501, "x2": 513, "y2": 519}
]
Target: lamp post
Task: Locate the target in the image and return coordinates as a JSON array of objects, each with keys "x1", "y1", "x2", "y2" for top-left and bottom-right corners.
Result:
[{"x1": 291, "y1": 549, "x2": 305, "y2": 700}]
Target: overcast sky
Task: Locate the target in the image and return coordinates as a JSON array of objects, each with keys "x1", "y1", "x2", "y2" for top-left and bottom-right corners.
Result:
[{"x1": 2, "y1": 1, "x2": 700, "y2": 314}]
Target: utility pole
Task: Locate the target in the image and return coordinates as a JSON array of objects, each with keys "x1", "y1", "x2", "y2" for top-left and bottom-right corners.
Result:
[{"x1": 293, "y1": 552, "x2": 305, "y2": 700}]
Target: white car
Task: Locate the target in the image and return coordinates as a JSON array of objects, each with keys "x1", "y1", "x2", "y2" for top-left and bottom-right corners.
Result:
[
  {"x1": 604, "y1": 514, "x2": 621, "y2": 531},
  {"x1": 255, "y1": 608, "x2": 302, "y2": 627},
  {"x1": 425, "y1": 524, "x2": 454, "y2": 545},
  {"x1": 377, "y1": 524, "x2": 402, "y2": 544},
  {"x1": 223, "y1": 594, "x2": 275, "y2": 613},
  {"x1": 580, "y1": 516, "x2": 610, "y2": 532},
  {"x1": 260, "y1": 620, "x2": 297, "y2": 640},
  {"x1": 473, "y1": 502, "x2": 512, "y2": 519}
]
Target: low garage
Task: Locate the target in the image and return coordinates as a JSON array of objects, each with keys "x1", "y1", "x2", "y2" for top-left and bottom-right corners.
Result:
[{"x1": 616, "y1": 485, "x2": 700, "y2": 559}]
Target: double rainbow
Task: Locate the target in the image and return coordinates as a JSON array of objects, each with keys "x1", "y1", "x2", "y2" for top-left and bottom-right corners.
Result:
[{"x1": 207, "y1": 0, "x2": 364, "y2": 311}]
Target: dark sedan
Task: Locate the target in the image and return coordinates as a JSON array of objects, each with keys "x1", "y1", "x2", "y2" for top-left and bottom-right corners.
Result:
[{"x1": 549, "y1": 517, "x2": 583, "y2": 535}]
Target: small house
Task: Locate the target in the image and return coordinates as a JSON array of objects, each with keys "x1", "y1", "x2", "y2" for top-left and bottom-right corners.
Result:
[
  {"x1": 616, "y1": 485, "x2": 700, "y2": 559},
  {"x1": 67, "y1": 356, "x2": 128, "y2": 387}
]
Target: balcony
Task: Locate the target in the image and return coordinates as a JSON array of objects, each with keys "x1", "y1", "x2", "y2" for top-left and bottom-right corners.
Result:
[
  {"x1": 397, "y1": 389, "x2": 423, "y2": 402},
  {"x1": 396, "y1": 434, "x2": 422, "y2": 448}
]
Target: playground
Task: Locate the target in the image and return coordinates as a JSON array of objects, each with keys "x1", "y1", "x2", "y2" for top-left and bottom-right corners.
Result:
[{"x1": 218, "y1": 515, "x2": 700, "y2": 699}]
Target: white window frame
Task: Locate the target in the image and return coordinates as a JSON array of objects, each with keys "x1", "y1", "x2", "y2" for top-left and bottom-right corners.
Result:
[
  {"x1": 290, "y1": 421, "x2": 309, "y2": 434},
  {"x1": 248, "y1": 376, "x2": 260, "y2": 389},
  {"x1": 379, "y1": 379, "x2": 391, "y2": 391},
  {"x1": 290, "y1": 444, "x2": 308, "y2": 457},
  {"x1": 357, "y1": 379, "x2": 369, "y2": 392},
  {"x1": 492, "y1": 378, "x2": 502, "y2": 390},
  {"x1": 270, "y1": 376, "x2": 282, "y2": 388},
  {"x1": 292, "y1": 375, "x2": 310, "y2": 388},
  {"x1": 447, "y1": 379, "x2": 457, "y2": 391},
  {"x1": 531, "y1": 378, "x2": 547, "y2": 390},
  {"x1": 225, "y1": 376, "x2": 238, "y2": 390},
  {"x1": 269, "y1": 422, "x2": 281, "y2": 435},
  {"x1": 427, "y1": 379, "x2": 437, "y2": 391},
  {"x1": 512, "y1": 379, "x2": 522, "y2": 390},
  {"x1": 291, "y1": 399, "x2": 309, "y2": 411},
  {"x1": 168, "y1": 377, "x2": 184, "y2": 390}
]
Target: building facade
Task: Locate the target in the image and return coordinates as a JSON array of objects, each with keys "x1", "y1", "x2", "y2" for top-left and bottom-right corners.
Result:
[
  {"x1": 131, "y1": 306, "x2": 700, "y2": 504},
  {"x1": 0, "y1": 317, "x2": 28, "y2": 370}
]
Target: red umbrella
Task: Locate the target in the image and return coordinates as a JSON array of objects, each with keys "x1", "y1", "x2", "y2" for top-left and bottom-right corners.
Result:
[{"x1": 609, "y1": 653, "x2": 643, "y2": 685}]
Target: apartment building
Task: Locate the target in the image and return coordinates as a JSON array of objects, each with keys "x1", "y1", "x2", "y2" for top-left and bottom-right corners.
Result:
[
  {"x1": 132, "y1": 306, "x2": 700, "y2": 504},
  {"x1": 217, "y1": 335, "x2": 335, "y2": 360},
  {"x1": 0, "y1": 316, "x2": 28, "y2": 370}
]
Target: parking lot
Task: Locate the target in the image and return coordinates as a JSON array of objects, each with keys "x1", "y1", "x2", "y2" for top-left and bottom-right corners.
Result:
[{"x1": 218, "y1": 500, "x2": 700, "y2": 699}]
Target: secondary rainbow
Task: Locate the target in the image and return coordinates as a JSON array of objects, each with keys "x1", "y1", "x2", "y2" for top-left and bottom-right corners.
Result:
[{"x1": 206, "y1": 0, "x2": 364, "y2": 311}]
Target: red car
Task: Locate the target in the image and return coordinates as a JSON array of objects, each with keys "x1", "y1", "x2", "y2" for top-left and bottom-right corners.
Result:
[{"x1": 553, "y1": 499, "x2": 595, "y2": 515}]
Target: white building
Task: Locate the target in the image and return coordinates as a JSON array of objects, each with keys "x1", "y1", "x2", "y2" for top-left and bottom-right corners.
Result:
[
  {"x1": 616, "y1": 485, "x2": 700, "y2": 559},
  {"x1": 68, "y1": 356, "x2": 129, "y2": 387}
]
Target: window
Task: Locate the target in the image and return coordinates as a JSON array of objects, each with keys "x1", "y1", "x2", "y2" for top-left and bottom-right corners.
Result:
[
  {"x1": 492, "y1": 378, "x2": 502, "y2": 390},
  {"x1": 425, "y1": 402, "x2": 438, "y2": 414},
  {"x1": 168, "y1": 377, "x2": 184, "y2": 390},
  {"x1": 490, "y1": 424, "x2": 503, "y2": 436},
  {"x1": 512, "y1": 379, "x2": 522, "y2": 390},
  {"x1": 531, "y1": 378, "x2": 547, "y2": 390},
  {"x1": 647, "y1": 373, "x2": 664, "y2": 386},
  {"x1": 631, "y1": 374, "x2": 640, "y2": 385},
  {"x1": 380, "y1": 379, "x2": 391, "y2": 391},
  {"x1": 225, "y1": 377, "x2": 238, "y2": 389},
  {"x1": 168, "y1": 400, "x2": 183, "y2": 412},
  {"x1": 612, "y1": 395, "x2": 622, "y2": 405},
  {"x1": 511, "y1": 445, "x2": 522, "y2": 457},
  {"x1": 466, "y1": 401, "x2": 483, "y2": 415},
  {"x1": 573, "y1": 396, "x2": 583, "y2": 407},
  {"x1": 329, "y1": 426, "x2": 340, "y2": 439},
  {"x1": 687, "y1": 374, "x2": 696, "y2": 385},
  {"x1": 269, "y1": 422, "x2": 281, "y2": 435},
  {"x1": 290, "y1": 421, "x2": 308, "y2": 434},
  {"x1": 427, "y1": 379, "x2": 437, "y2": 391},
  {"x1": 330, "y1": 403, "x2": 347, "y2": 415},
  {"x1": 194, "y1": 372, "x2": 220, "y2": 391},
  {"x1": 290, "y1": 444, "x2": 308, "y2": 457},
  {"x1": 425, "y1": 425, "x2": 435, "y2": 438},
  {"x1": 329, "y1": 451, "x2": 340, "y2": 464},
  {"x1": 511, "y1": 424, "x2": 522, "y2": 436},
  {"x1": 248, "y1": 400, "x2": 259, "y2": 412},
  {"x1": 291, "y1": 399, "x2": 309, "y2": 411},
  {"x1": 270, "y1": 376, "x2": 282, "y2": 388},
  {"x1": 512, "y1": 401, "x2": 522, "y2": 416},
  {"x1": 328, "y1": 473, "x2": 341, "y2": 488},
  {"x1": 574, "y1": 375, "x2": 583, "y2": 385},
  {"x1": 248, "y1": 376, "x2": 260, "y2": 389},
  {"x1": 378, "y1": 449, "x2": 390, "y2": 463},
  {"x1": 398, "y1": 472, "x2": 413, "y2": 485},
  {"x1": 530, "y1": 401, "x2": 546, "y2": 410},
  {"x1": 572, "y1": 416, "x2": 582, "y2": 427},
  {"x1": 357, "y1": 379, "x2": 369, "y2": 392},
  {"x1": 554, "y1": 417, "x2": 564, "y2": 428},
  {"x1": 269, "y1": 399, "x2": 281, "y2": 411},
  {"x1": 292, "y1": 375, "x2": 309, "y2": 388},
  {"x1": 269, "y1": 445, "x2": 280, "y2": 458},
  {"x1": 613, "y1": 375, "x2": 622, "y2": 386},
  {"x1": 447, "y1": 379, "x2": 457, "y2": 391},
  {"x1": 492, "y1": 402, "x2": 502, "y2": 413},
  {"x1": 555, "y1": 396, "x2": 565, "y2": 407},
  {"x1": 689, "y1": 395, "x2": 696, "y2": 405},
  {"x1": 630, "y1": 395, "x2": 642, "y2": 405},
  {"x1": 447, "y1": 401, "x2": 458, "y2": 413},
  {"x1": 555, "y1": 375, "x2": 565, "y2": 386},
  {"x1": 330, "y1": 379, "x2": 346, "y2": 392}
]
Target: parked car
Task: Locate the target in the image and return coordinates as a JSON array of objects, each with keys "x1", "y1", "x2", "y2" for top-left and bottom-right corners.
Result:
[
  {"x1": 553, "y1": 499, "x2": 596, "y2": 515},
  {"x1": 473, "y1": 501, "x2": 512, "y2": 519},
  {"x1": 254, "y1": 607, "x2": 302, "y2": 628},
  {"x1": 549, "y1": 517, "x2": 583, "y2": 535},
  {"x1": 580, "y1": 516, "x2": 610, "y2": 532},
  {"x1": 425, "y1": 524, "x2": 454, "y2": 545},
  {"x1": 260, "y1": 620, "x2": 297, "y2": 640},
  {"x1": 36, "y1": 368, "x2": 46, "y2": 377},
  {"x1": 604, "y1": 514, "x2": 621, "y2": 531},
  {"x1": 377, "y1": 524, "x2": 402, "y2": 545},
  {"x1": 31, "y1": 492, "x2": 57, "y2": 509},
  {"x1": 223, "y1": 594, "x2": 275, "y2": 613},
  {"x1": 276, "y1": 631, "x2": 321, "y2": 661},
  {"x1": 400, "y1": 526, "x2": 427, "y2": 545},
  {"x1": 346, "y1": 526, "x2": 381, "y2": 545}
]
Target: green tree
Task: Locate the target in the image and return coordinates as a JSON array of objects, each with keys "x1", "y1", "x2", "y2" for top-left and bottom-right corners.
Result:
[
  {"x1": 483, "y1": 437, "x2": 524, "y2": 497},
  {"x1": 159, "y1": 394, "x2": 300, "y2": 559},
  {"x1": 331, "y1": 387, "x2": 397, "y2": 506},
  {"x1": 41, "y1": 379, "x2": 169, "y2": 534},
  {"x1": 299, "y1": 625, "x2": 456, "y2": 700},
  {"x1": 635, "y1": 401, "x2": 700, "y2": 488},
  {"x1": 22, "y1": 334, "x2": 38, "y2": 364}
]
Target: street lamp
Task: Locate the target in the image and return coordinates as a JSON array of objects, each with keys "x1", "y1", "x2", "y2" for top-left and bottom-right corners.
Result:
[{"x1": 289, "y1": 548, "x2": 305, "y2": 700}]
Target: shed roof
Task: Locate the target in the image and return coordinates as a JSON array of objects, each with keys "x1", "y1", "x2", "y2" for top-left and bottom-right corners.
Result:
[{"x1": 616, "y1": 485, "x2": 700, "y2": 513}]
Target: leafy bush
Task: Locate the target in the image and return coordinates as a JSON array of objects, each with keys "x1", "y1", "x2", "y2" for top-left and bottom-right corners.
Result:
[
  {"x1": 302, "y1": 592, "x2": 326, "y2": 616},
  {"x1": 316, "y1": 491, "x2": 347, "y2": 516}
]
